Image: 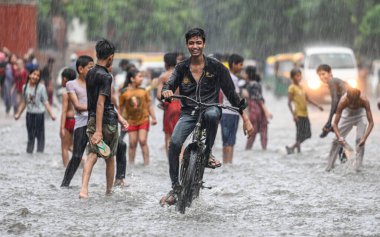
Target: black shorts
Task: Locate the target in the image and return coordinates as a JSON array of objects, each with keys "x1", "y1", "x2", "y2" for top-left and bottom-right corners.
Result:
[{"x1": 296, "y1": 116, "x2": 311, "y2": 143}]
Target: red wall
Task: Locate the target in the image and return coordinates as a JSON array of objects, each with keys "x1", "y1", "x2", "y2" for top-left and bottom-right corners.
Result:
[{"x1": 0, "y1": 4, "x2": 37, "y2": 57}]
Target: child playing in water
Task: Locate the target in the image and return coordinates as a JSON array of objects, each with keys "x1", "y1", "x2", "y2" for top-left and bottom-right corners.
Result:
[
  {"x1": 317, "y1": 64, "x2": 348, "y2": 138},
  {"x1": 243, "y1": 65, "x2": 272, "y2": 150},
  {"x1": 119, "y1": 69, "x2": 157, "y2": 166},
  {"x1": 79, "y1": 39, "x2": 128, "y2": 198},
  {"x1": 61, "y1": 55, "x2": 94, "y2": 187},
  {"x1": 286, "y1": 68, "x2": 323, "y2": 154},
  {"x1": 156, "y1": 52, "x2": 181, "y2": 158},
  {"x1": 14, "y1": 68, "x2": 56, "y2": 153},
  {"x1": 60, "y1": 68, "x2": 77, "y2": 167},
  {"x1": 326, "y1": 87, "x2": 374, "y2": 171}
]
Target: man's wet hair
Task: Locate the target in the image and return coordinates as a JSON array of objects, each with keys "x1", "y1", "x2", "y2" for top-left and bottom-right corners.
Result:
[
  {"x1": 228, "y1": 54, "x2": 244, "y2": 68},
  {"x1": 317, "y1": 64, "x2": 332, "y2": 73},
  {"x1": 164, "y1": 53, "x2": 177, "y2": 68},
  {"x1": 95, "y1": 39, "x2": 115, "y2": 60},
  {"x1": 61, "y1": 68, "x2": 77, "y2": 81},
  {"x1": 126, "y1": 63, "x2": 136, "y2": 73},
  {"x1": 119, "y1": 59, "x2": 129, "y2": 69},
  {"x1": 290, "y1": 68, "x2": 302, "y2": 79},
  {"x1": 347, "y1": 87, "x2": 361, "y2": 102},
  {"x1": 246, "y1": 66, "x2": 261, "y2": 82},
  {"x1": 185, "y1": 28, "x2": 206, "y2": 43},
  {"x1": 175, "y1": 52, "x2": 186, "y2": 62},
  {"x1": 76, "y1": 55, "x2": 94, "y2": 74}
]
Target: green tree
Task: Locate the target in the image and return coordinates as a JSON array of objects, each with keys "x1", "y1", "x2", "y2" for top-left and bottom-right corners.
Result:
[
  {"x1": 38, "y1": 0, "x2": 200, "y2": 51},
  {"x1": 37, "y1": 0, "x2": 380, "y2": 59},
  {"x1": 357, "y1": 4, "x2": 380, "y2": 57}
]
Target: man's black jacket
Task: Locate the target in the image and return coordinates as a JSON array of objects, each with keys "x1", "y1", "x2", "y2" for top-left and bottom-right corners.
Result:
[{"x1": 162, "y1": 56, "x2": 246, "y2": 115}]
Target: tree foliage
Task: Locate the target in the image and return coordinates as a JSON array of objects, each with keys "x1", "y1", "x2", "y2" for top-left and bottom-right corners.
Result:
[
  {"x1": 38, "y1": 0, "x2": 380, "y2": 59},
  {"x1": 356, "y1": 4, "x2": 380, "y2": 58},
  {"x1": 38, "y1": 0, "x2": 200, "y2": 52}
]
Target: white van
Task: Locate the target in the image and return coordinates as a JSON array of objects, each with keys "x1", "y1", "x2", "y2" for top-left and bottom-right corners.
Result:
[{"x1": 302, "y1": 46, "x2": 358, "y2": 101}]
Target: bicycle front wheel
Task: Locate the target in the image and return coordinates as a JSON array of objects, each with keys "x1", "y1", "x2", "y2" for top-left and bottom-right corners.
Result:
[
  {"x1": 192, "y1": 151, "x2": 206, "y2": 199},
  {"x1": 177, "y1": 146, "x2": 198, "y2": 214}
]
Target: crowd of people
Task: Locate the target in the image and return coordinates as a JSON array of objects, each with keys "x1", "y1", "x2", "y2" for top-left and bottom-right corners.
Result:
[
  {"x1": 0, "y1": 48, "x2": 57, "y2": 115},
  {"x1": 0, "y1": 28, "x2": 375, "y2": 202}
]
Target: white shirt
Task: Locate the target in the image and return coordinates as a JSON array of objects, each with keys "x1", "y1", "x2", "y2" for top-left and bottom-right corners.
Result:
[
  {"x1": 66, "y1": 80, "x2": 88, "y2": 130},
  {"x1": 222, "y1": 72, "x2": 240, "y2": 115}
]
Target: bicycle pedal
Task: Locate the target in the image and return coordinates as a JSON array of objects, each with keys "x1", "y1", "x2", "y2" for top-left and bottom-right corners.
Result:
[
  {"x1": 201, "y1": 182, "x2": 212, "y2": 189},
  {"x1": 201, "y1": 185, "x2": 212, "y2": 189}
]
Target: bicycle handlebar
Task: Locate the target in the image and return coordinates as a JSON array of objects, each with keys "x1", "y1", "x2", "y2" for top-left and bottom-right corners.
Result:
[{"x1": 168, "y1": 94, "x2": 240, "y2": 114}]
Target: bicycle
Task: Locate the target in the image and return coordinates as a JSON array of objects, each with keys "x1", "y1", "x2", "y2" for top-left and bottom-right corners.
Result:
[{"x1": 168, "y1": 95, "x2": 240, "y2": 214}]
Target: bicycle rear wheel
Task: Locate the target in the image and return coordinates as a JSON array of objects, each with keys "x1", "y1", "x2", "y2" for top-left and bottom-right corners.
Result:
[{"x1": 176, "y1": 146, "x2": 198, "y2": 214}]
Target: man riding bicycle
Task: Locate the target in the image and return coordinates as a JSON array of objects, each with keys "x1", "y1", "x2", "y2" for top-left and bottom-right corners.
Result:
[{"x1": 161, "y1": 28, "x2": 254, "y2": 205}]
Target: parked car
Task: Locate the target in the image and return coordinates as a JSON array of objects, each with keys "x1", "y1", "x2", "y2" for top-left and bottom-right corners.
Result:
[{"x1": 301, "y1": 46, "x2": 359, "y2": 101}]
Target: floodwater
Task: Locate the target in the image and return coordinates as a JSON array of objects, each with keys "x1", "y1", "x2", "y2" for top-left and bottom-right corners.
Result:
[{"x1": 0, "y1": 93, "x2": 380, "y2": 236}]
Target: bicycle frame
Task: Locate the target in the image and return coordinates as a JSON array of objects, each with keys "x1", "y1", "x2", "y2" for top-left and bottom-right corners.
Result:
[{"x1": 169, "y1": 94, "x2": 240, "y2": 213}]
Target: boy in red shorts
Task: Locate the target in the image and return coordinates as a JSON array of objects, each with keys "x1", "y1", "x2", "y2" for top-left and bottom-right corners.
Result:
[
  {"x1": 60, "y1": 68, "x2": 76, "y2": 167},
  {"x1": 157, "y1": 52, "x2": 181, "y2": 157}
]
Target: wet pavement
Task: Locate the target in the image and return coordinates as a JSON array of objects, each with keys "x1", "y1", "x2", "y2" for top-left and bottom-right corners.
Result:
[{"x1": 0, "y1": 93, "x2": 379, "y2": 236}]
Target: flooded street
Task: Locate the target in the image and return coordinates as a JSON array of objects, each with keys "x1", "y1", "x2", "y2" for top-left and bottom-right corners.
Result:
[{"x1": 1, "y1": 93, "x2": 380, "y2": 236}]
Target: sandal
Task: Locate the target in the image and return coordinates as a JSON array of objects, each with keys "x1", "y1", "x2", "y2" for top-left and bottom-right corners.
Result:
[
  {"x1": 206, "y1": 155, "x2": 222, "y2": 169},
  {"x1": 159, "y1": 190, "x2": 177, "y2": 207},
  {"x1": 96, "y1": 140, "x2": 111, "y2": 159}
]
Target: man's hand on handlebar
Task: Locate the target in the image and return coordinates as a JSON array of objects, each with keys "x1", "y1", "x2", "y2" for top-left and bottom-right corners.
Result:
[{"x1": 162, "y1": 90, "x2": 174, "y2": 99}]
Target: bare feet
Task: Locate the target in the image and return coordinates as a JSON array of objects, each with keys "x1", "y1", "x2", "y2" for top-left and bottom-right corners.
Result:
[
  {"x1": 325, "y1": 165, "x2": 334, "y2": 172},
  {"x1": 114, "y1": 179, "x2": 125, "y2": 187},
  {"x1": 79, "y1": 192, "x2": 88, "y2": 199},
  {"x1": 105, "y1": 189, "x2": 113, "y2": 196}
]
